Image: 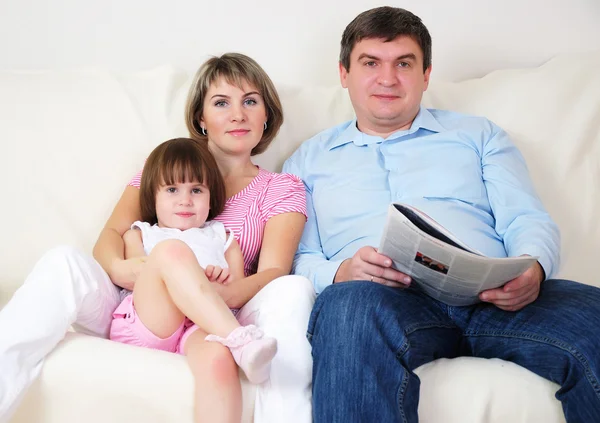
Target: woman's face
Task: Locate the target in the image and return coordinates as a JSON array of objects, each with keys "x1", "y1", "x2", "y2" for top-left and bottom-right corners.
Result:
[{"x1": 200, "y1": 77, "x2": 267, "y2": 157}]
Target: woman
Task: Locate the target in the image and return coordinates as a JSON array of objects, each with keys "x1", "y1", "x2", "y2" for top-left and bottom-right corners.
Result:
[{"x1": 0, "y1": 53, "x2": 315, "y2": 423}]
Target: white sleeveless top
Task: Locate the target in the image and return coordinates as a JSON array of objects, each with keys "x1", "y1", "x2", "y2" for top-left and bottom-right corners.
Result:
[
  {"x1": 119, "y1": 220, "x2": 233, "y2": 301},
  {"x1": 132, "y1": 220, "x2": 233, "y2": 269}
]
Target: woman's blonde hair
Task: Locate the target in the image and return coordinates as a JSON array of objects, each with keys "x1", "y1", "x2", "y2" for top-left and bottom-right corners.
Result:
[{"x1": 185, "y1": 53, "x2": 283, "y2": 156}]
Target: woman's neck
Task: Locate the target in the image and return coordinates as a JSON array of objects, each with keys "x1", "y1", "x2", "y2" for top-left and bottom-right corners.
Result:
[
  {"x1": 209, "y1": 147, "x2": 259, "y2": 198},
  {"x1": 207, "y1": 143, "x2": 252, "y2": 174},
  {"x1": 214, "y1": 155, "x2": 257, "y2": 179}
]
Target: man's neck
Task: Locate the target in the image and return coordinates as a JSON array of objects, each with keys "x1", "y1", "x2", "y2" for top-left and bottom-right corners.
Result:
[{"x1": 356, "y1": 112, "x2": 419, "y2": 139}]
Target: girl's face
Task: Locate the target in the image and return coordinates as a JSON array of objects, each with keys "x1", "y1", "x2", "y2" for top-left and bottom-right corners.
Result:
[
  {"x1": 155, "y1": 180, "x2": 211, "y2": 230},
  {"x1": 200, "y1": 77, "x2": 268, "y2": 157}
]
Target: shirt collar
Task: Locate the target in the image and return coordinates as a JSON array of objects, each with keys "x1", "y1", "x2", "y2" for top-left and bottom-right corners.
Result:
[{"x1": 327, "y1": 106, "x2": 444, "y2": 150}]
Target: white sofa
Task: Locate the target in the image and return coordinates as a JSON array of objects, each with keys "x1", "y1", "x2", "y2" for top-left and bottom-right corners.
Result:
[{"x1": 1, "y1": 51, "x2": 599, "y2": 422}]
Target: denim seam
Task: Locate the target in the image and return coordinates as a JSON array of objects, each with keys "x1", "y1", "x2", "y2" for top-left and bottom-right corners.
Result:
[
  {"x1": 306, "y1": 292, "x2": 328, "y2": 344},
  {"x1": 404, "y1": 322, "x2": 458, "y2": 336},
  {"x1": 395, "y1": 322, "x2": 460, "y2": 422},
  {"x1": 395, "y1": 340, "x2": 411, "y2": 423},
  {"x1": 465, "y1": 330, "x2": 600, "y2": 402}
]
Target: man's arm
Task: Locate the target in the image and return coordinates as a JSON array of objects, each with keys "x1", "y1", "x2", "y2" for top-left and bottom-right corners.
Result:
[
  {"x1": 293, "y1": 191, "x2": 346, "y2": 294},
  {"x1": 283, "y1": 157, "x2": 343, "y2": 293},
  {"x1": 283, "y1": 157, "x2": 410, "y2": 294},
  {"x1": 482, "y1": 126, "x2": 560, "y2": 277},
  {"x1": 479, "y1": 125, "x2": 560, "y2": 310}
]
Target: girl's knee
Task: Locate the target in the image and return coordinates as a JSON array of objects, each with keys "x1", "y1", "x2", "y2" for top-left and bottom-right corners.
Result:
[
  {"x1": 206, "y1": 347, "x2": 239, "y2": 386},
  {"x1": 189, "y1": 344, "x2": 238, "y2": 387},
  {"x1": 150, "y1": 239, "x2": 196, "y2": 265}
]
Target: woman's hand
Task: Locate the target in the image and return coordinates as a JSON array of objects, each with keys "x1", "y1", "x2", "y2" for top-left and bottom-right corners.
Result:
[
  {"x1": 109, "y1": 257, "x2": 147, "y2": 290},
  {"x1": 210, "y1": 280, "x2": 235, "y2": 307}
]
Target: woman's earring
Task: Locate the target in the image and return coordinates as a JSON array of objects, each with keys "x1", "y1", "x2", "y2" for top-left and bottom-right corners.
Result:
[
  {"x1": 201, "y1": 127, "x2": 207, "y2": 136},
  {"x1": 264, "y1": 122, "x2": 268, "y2": 130}
]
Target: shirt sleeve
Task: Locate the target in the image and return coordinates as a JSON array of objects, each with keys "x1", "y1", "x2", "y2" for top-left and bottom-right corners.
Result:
[
  {"x1": 283, "y1": 157, "x2": 342, "y2": 294},
  {"x1": 128, "y1": 168, "x2": 143, "y2": 188},
  {"x1": 482, "y1": 125, "x2": 561, "y2": 279},
  {"x1": 261, "y1": 173, "x2": 308, "y2": 221},
  {"x1": 206, "y1": 220, "x2": 233, "y2": 251}
]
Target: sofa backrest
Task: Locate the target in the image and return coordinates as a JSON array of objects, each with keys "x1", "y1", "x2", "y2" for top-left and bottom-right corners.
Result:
[{"x1": 0, "y1": 52, "x2": 598, "y2": 296}]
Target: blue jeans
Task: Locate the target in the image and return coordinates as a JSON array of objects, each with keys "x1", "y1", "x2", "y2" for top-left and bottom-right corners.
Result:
[{"x1": 308, "y1": 279, "x2": 600, "y2": 423}]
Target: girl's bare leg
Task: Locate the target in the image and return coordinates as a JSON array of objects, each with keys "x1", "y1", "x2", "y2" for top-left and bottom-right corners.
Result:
[
  {"x1": 184, "y1": 329, "x2": 242, "y2": 423},
  {"x1": 134, "y1": 239, "x2": 277, "y2": 383},
  {"x1": 133, "y1": 239, "x2": 239, "y2": 338}
]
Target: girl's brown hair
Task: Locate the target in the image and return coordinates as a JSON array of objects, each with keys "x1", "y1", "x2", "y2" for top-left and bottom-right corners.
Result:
[{"x1": 139, "y1": 138, "x2": 226, "y2": 224}]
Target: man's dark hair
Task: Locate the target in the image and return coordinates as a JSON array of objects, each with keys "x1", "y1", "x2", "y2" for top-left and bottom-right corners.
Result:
[{"x1": 340, "y1": 7, "x2": 432, "y2": 72}]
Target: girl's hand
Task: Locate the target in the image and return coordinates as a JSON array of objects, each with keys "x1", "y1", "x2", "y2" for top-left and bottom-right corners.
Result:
[{"x1": 205, "y1": 265, "x2": 231, "y2": 284}]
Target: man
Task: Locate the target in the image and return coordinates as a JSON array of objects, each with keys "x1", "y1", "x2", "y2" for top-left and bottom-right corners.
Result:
[{"x1": 283, "y1": 6, "x2": 600, "y2": 423}]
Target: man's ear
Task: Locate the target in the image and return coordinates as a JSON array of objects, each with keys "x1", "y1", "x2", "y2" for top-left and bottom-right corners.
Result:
[
  {"x1": 339, "y1": 62, "x2": 349, "y2": 88},
  {"x1": 423, "y1": 65, "x2": 432, "y2": 91}
]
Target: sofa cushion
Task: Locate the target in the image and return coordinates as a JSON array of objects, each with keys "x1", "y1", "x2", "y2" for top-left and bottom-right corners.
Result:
[
  {"x1": 9, "y1": 332, "x2": 255, "y2": 423},
  {"x1": 0, "y1": 67, "x2": 188, "y2": 294}
]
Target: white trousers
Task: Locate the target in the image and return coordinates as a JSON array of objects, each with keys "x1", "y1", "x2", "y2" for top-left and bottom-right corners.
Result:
[
  {"x1": 0, "y1": 246, "x2": 120, "y2": 422},
  {"x1": 238, "y1": 274, "x2": 315, "y2": 423},
  {"x1": 0, "y1": 246, "x2": 315, "y2": 423}
]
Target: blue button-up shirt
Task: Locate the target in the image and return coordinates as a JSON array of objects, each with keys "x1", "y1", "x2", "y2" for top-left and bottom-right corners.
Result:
[{"x1": 283, "y1": 107, "x2": 560, "y2": 294}]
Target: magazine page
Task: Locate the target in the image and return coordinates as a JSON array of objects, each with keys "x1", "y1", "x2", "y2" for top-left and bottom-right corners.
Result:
[{"x1": 378, "y1": 203, "x2": 538, "y2": 306}]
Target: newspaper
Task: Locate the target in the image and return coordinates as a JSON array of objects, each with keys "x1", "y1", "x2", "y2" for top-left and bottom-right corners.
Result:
[{"x1": 378, "y1": 203, "x2": 538, "y2": 306}]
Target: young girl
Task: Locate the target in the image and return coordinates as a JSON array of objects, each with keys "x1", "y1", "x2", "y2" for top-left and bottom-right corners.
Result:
[{"x1": 109, "y1": 137, "x2": 277, "y2": 388}]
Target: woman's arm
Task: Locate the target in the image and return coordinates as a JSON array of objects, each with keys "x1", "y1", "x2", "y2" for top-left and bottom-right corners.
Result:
[
  {"x1": 93, "y1": 185, "x2": 143, "y2": 290},
  {"x1": 218, "y1": 211, "x2": 305, "y2": 309},
  {"x1": 223, "y1": 238, "x2": 245, "y2": 282},
  {"x1": 123, "y1": 228, "x2": 146, "y2": 259}
]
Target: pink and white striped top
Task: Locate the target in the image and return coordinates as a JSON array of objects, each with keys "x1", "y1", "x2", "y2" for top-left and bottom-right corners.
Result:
[{"x1": 128, "y1": 166, "x2": 307, "y2": 276}]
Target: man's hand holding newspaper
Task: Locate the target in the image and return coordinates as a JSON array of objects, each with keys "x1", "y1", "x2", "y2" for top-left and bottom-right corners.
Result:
[
  {"x1": 378, "y1": 203, "x2": 540, "y2": 307},
  {"x1": 334, "y1": 246, "x2": 412, "y2": 287},
  {"x1": 479, "y1": 260, "x2": 545, "y2": 311}
]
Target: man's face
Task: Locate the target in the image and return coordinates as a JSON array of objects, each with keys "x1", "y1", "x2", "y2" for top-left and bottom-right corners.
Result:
[{"x1": 339, "y1": 36, "x2": 431, "y2": 137}]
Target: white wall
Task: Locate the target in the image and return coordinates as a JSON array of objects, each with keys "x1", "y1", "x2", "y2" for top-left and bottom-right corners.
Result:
[{"x1": 0, "y1": 0, "x2": 599, "y2": 85}]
